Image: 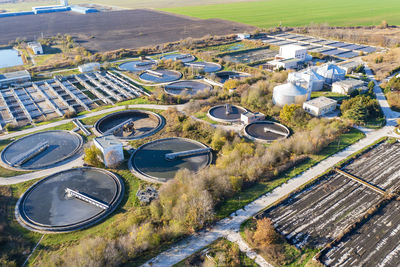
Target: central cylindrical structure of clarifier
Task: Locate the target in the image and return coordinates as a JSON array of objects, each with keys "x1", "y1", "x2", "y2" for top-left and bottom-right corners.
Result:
[
  {"x1": 16, "y1": 167, "x2": 124, "y2": 233},
  {"x1": 94, "y1": 110, "x2": 165, "y2": 140},
  {"x1": 129, "y1": 137, "x2": 212, "y2": 183}
]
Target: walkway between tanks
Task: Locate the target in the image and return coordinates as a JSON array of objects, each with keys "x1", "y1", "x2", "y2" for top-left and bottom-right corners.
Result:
[
  {"x1": 142, "y1": 126, "x2": 397, "y2": 267},
  {"x1": 0, "y1": 104, "x2": 185, "y2": 141}
]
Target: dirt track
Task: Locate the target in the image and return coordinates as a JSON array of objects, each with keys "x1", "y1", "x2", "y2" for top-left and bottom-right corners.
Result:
[{"x1": 0, "y1": 9, "x2": 255, "y2": 52}]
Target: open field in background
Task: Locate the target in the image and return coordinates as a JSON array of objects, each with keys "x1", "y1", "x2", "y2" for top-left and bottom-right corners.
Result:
[
  {"x1": 0, "y1": 0, "x2": 254, "y2": 12},
  {"x1": 0, "y1": 9, "x2": 254, "y2": 52},
  {"x1": 163, "y1": 0, "x2": 400, "y2": 28}
]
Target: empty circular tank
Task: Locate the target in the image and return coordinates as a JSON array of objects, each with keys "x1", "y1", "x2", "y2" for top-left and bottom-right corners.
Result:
[
  {"x1": 94, "y1": 110, "x2": 165, "y2": 140},
  {"x1": 16, "y1": 167, "x2": 124, "y2": 233},
  {"x1": 185, "y1": 61, "x2": 222, "y2": 73},
  {"x1": 244, "y1": 121, "x2": 290, "y2": 143},
  {"x1": 1, "y1": 130, "x2": 83, "y2": 170},
  {"x1": 164, "y1": 80, "x2": 212, "y2": 96},
  {"x1": 139, "y1": 69, "x2": 182, "y2": 83},
  {"x1": 207, "y1": 104, "x2": 247, "y2": 123},
  {"x1": 119, "y1": 60, "x2": 156, "y2": 72},
  {"x1": 160, "y1": 53, "x2": 195, "y2": 63},
  {"x1": 129, "y1": 137, "x2": 212, "y2": 183}
]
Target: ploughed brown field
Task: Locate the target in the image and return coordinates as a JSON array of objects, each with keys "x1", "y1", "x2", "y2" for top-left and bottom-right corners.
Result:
[{"x1": 0, "y1": 9, "x2": 255, "y2": 52}]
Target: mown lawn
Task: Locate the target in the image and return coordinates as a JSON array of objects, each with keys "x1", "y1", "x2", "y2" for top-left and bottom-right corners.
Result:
[{"x1": 163, "y1": 0, "x2": 400, "y2": 28}]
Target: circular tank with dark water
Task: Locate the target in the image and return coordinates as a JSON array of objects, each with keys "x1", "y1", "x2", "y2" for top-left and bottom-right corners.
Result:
[
  {"x1": 244, "y1": 121, "x2": 290, "y2": 143},
  {"x1": 16, "y1": 167, "x2": 124, "y2": 233},
  {"x1": 139, "y1": 69, "x2": 182, "y2": 83},
  {"x1": 160, "y1": 53, "x2": 195, "y2": 63},
  {"x1": 185, "y1": 61, "x2": 222, "y2": 73},
  {"x1": 94, "y1": 110, "x2": 165, "y2": 140},
  {"x1": 119, "y1": 60, "x2": 156, "y2": 72},
  {"x1": 164, "y1": 80, "x2": 212, "y2": 96},
  {"x1": 1, "y1": 130, "x2": 83, "y2": 170},
  {"x1": 129, "y1": 137, "x2": 212, "y2": 183},
  {"x1": 207, "y1": 104, "x2": 247, "y2": 123}
]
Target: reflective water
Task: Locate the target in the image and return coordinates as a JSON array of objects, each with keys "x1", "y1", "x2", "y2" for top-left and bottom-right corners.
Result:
[{"x1": 0, "y1": 49, "x2": 23, "y2": 68}]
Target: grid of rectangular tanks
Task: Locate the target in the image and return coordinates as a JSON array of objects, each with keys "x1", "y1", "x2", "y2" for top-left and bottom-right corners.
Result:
[
  {"x1": 0, "y1": 71, "x2": 142, "y2": 127},
  {"x1": 262, "y1": 33, "x2": 377, "y2": 59}
]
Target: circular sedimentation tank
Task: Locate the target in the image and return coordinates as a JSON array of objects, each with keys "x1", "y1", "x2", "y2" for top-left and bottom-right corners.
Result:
[
  {"x1": 215, "y1": 71, "x2": 251, "y2": 83},
  {"x1": 160, "y1": 53, "x2": 195, "y2": 63},
  {"x1": 94, "y1": 110, "x2": 165, "y2": 140},
  {"x1": 164, "y1": 80, "x2": 212, "y2": 96},
  {"x1": 185, "y1": 61, "x2": 222, "y2": 73},
  {"x1": 1, "y1": 130, "x2": 83, "y2": 170},
  {"x1": 139, "y1": 69, "x2": 182, "y2": 83},
  {"x1": 119, "y1": 60, "x2": 156, "y2": 72},
  {"x1": 129, "y1": 137, "x2": 212, "y2": 183},
  {"x1": 244, "y1": 121, "x2": 290, "y2": 143},
  {"x1": 15, "y1": 167, "x2": 124, "y2": 233},
  {"x1": 207, "y1": 104, "x2": 247, "y2": 123}
]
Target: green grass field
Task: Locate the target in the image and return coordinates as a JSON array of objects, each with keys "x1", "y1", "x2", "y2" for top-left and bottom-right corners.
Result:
[{"x1": 163, "y1": 0, "x2": 400, "y2": 28}]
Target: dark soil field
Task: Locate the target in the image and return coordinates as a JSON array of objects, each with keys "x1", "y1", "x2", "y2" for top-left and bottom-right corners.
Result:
[{"x1": 0, "y1": 9, "x2": 255, "y2": 52}]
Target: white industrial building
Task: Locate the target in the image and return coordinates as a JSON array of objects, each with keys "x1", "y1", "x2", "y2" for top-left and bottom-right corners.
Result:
[
  {"x1": 78, "y1": 62, "x2": 101, "y2": 73},
  {"x1": 338, "y1": 61, "x2": 363, "y2": 74},
  {"x1": 28, "y1": 42, "x2": 43, "y2": 55},
  {"x1": 0, "y1": 70, "x2": 31, "y2": 87},
  {"x1": 94, "y1": 135, "x2": 124, "y2": 168},
  {"x1": 316, "y1": 64, "x2": 346, "y2": 84},
  {"x1": 241, "y1": 111, "x2": 265, "y2": 124},
  {"x1": 267, "y1": 58, "x2": 301, "y2": 70},
  {"x1": 332, "y1": 78, "x2": 365, "y2": 95},
  {"x1": 237, "y1": 33, "x2": 250, "y2": 40},
  {"x1": 303, "y1": 96, "x2": 337, "y2": 117},
  {"x1": 279, "y1": 44, "x2": 308, "y2": 61},
  {"x1": 288, "y1": 68, "x2": 325, "y2": 91},
  {"x1": 273, "y1": 82, "x2": 309, "y2": 107}
]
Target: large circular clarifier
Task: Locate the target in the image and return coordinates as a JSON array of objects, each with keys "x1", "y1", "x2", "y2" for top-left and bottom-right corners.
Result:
[
  {"x1": 1, "y1": 130, "x2": 83, "y2": 170},
  {"x1": 185, "y1": 61, "x2": 222, "y2": 73},
  {"x1": 244, "y1": 121, "x2": 290, "y2": 143},
  {"x1": 94, "y1": 110, "x2": 165, "y2": 140},
  {"x1": 208, "y1": 104, "x2": 247, "y2": 123},
  {"x1": 16, "y1": 167, "x2": 124, "y2": 233},
  {"x1": 139, "y1": 69, "x2": 182, "y2": 83},
  {"x1": 129, "y1": 137, "x2": 212, "y2": 183},
  {"x1": 164, "y1": 80, "x2": 212, "y2": 96},
  {"x1": 161, "y1": 53, "x2": 195, "y2": 63},
  {"x1": 119, "y1": 60, "x2": 156, "y2": 72}
]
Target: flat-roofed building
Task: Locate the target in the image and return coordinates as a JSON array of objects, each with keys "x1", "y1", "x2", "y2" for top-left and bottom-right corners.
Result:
[
  {"x1": 28, "y1": 42, "x2": 43, "y2": 55},
  {"x1": 339, "y1": 61, "x2": 363, "y2": 74},
  {"x1": 266, "y1": 58, "x2": 302, "y2": 70},
  {"x1": 303, "y1": 96, "x2": 337, "y2": 117},
  {"x1": 0, "y1": 70, "x2": 31, "y2": 87},
  {"x1": 94, "y1": 135, "x2": 124, "y2": 168},
  {"x1": 240, "y1": 111, "x2": 265, "y2": 124},
  {"x1": 332, "y1": 78, "x2": 364, "y2": 95},
  {"x1": 279, "y1": 44, "x2": 307, "y2": 61}
]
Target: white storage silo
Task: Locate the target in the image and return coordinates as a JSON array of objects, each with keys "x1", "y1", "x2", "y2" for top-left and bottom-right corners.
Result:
[{"x1": 273, "y1": 82, "x2": 309, "y2": 107}]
